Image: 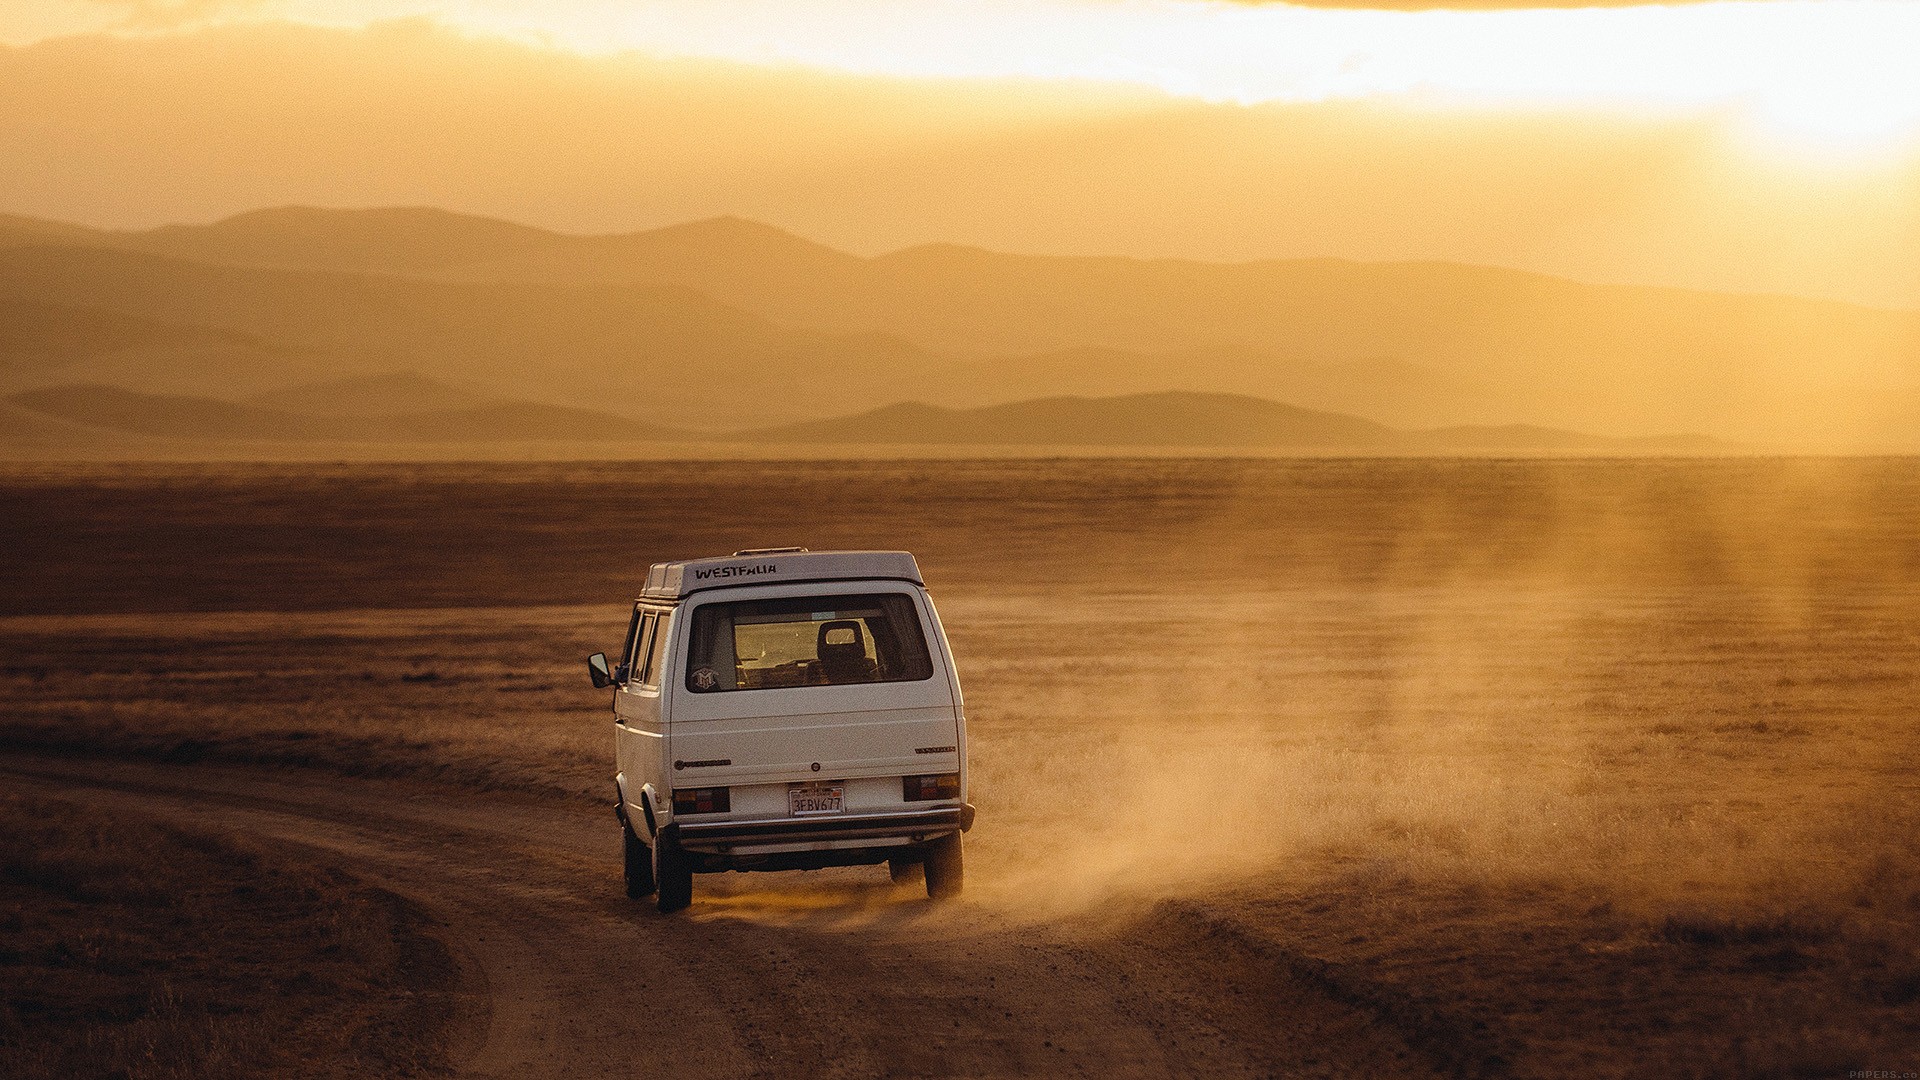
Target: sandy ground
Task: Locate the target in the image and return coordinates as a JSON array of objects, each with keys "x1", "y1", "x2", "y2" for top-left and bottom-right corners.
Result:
[{"x1": 5, "y1": 459, "x2": 1920, "y2": 1076}]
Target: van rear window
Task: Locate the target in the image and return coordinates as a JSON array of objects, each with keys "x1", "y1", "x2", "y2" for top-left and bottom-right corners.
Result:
[{"x1": 684, "y1": 593, "x2": 933, "y2": 693}]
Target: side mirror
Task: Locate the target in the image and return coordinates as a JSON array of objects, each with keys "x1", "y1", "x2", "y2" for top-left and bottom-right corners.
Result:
[{"x1": 587, "y1": 652, "x2": 613, "y2": 689}]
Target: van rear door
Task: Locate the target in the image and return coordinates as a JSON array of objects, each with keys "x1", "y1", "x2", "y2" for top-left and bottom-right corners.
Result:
[{"x1": 663, "y1": 587, "x2": 961, "y2": 803}]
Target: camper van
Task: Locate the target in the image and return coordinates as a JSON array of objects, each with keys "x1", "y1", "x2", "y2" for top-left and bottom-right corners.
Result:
[{"x1": 588, "y1": 549, "x2": 973, "y2": 913}]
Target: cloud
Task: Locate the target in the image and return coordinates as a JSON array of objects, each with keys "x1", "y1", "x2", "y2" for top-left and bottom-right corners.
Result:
[{"x1": 84, "y1": 0, "x2": 269, "y2": 33}]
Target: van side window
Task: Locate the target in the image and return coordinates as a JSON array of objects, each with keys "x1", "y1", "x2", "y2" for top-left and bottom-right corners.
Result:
[
  {"x1": 627, "y1": 613, "x2": 655, "y2": 683},
  {"x1": 619, "y1": 606, "x2": 643, "y2": 671},
  {"x1": 639, "y1": 612, "x2": 672, "y2": 688}
]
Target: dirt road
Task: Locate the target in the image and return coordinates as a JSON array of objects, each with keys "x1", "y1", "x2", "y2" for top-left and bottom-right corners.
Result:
[{"x1": 2, "y1": 753, "x2": 1439, "y2": 1080}]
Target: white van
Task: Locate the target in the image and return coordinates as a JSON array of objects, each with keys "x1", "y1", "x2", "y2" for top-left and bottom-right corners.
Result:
[{"x1": 588, "y1": 549, "x2": 973, "y2": 913}]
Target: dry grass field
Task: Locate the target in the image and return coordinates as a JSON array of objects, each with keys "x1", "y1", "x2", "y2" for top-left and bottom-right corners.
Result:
[
  {"x1": 4, "y1": 457, "x2": 1920, "y2": 1076},
  {"x1": 0, "y1": 792, "x2": 460, "y2": 1078}
]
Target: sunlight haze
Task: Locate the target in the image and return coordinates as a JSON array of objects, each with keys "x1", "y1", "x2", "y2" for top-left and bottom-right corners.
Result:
[
  {"x1": 2, "y1": 0, "x2": 1918, "y2": 450},
  {"x1": 12, "y1": 1, "x2": 1920, "y2": 150},
  {"x1": 1, "y1": 4, "x2": 1916, "y2": 308}
]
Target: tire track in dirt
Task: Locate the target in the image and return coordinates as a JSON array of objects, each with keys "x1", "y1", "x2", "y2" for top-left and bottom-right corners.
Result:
[{"x1": 2, "y1": 753, "x2": 1442, "y2": 1079}]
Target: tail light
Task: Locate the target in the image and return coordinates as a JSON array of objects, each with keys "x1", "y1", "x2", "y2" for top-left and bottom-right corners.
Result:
[
  {"x1": 672, "y1": 787, "x2": 730, "y2": 814},
  {"x1": 903, "y1": 773, "x2": 961, "y2": 802}
]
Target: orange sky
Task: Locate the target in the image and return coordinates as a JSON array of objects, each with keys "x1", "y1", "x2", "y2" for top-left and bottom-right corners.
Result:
[{"x1": 1, "y1": 3, "x2": 1916, "y2": 307}]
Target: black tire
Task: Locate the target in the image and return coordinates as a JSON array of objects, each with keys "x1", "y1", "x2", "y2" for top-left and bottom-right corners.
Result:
[
  {"x1": 888, "y1": 857, "x2": 923, "y2": 885},
  {"x1": 923, "y1": 831, "x2": 963, "y2": 900},
  {"x1": 623, "y1": 824, "x2": 656, "y2": 899},
  {"x1": 653, "y1": 830, "x2": 693, "y2": 914}
]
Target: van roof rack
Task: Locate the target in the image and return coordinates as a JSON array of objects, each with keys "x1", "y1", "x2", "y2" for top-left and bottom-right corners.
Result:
[{"x1": 732, "y1": 547, "x2": 810, "y2": 556}]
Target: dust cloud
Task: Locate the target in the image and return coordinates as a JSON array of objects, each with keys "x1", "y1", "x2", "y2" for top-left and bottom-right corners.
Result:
[{"x1": 946, "y1": 459, "x2": 1920, "y2": 928}]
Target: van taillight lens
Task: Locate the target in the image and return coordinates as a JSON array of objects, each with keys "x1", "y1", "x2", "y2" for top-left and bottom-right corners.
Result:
[
  {"x1": 903, "y1": 773, "x2": 960, "y2": 802},
  {"x1": 672, "y1": 787, "x2": 730, "y2": 814}
]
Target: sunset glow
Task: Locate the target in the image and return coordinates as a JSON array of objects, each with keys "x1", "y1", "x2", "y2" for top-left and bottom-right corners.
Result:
[
  {"x1": 13, "y1": 12, "x2": 1920, "y2": 1080},
  {"x1": 13, "y1": 0, "x2": 1920, "y2": 153}
]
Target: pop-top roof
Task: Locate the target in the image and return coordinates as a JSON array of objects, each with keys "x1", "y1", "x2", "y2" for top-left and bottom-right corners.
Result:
[{"x1": 639, "y1": 549, "x2": 923, "y2": 601}]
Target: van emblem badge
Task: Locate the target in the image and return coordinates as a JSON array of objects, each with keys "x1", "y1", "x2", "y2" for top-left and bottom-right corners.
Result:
[
  {"x1": 675, "y1": 758, "x2": 731, "y2": 770},
  {"x1": 811, "y1": 762, "x2": 822, "y2": 772},
  {"x1": 692, "y1": 562, "x2": 777, "y2": 581},
  {"x1": 690, "y1": 667, "x2": 718, "y2": 691}
]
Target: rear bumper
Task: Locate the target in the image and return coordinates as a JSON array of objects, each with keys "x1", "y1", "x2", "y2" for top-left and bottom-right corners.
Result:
[{"x1": 676, "y1": 803, "x2": 974, "y2": 851}]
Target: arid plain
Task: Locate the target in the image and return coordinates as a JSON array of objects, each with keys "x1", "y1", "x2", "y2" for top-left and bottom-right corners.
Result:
[{"x1": 4, "y1": 457, "x2": 1918, "y2": 1078}]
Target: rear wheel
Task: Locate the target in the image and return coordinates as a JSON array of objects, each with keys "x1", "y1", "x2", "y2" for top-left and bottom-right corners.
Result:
[
  {"x1": 888, "y1": 857, "x2": 923, "y2": 885},
  {"x1": 923, "y1": 832, "x2": 963, "y2": 900},
  {"x1": 623, "y1": 825, "x2": 656, "y2": 899},
  {"x1": 653, "y1": 830, "x2": 693, "y2": 914}
]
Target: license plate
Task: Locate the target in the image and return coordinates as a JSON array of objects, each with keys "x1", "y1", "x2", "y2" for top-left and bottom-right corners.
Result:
[{"x1": 788, "y1": 782, "x2": 844, "y2": 816}]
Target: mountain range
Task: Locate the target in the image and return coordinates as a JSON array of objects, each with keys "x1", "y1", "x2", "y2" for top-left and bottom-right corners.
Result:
[
  {"x1": 6, "y1": 383, "x2": 673, "y2": 444},
  {"x1": 3, "y1": 380, "x2": 1729, "y2": 455},
  {"x1": 3, "y1": 204, "x2": 1916, "y2": 453},
  {"x1": 741, "y1": 394, "x2": 1727, "y2": 453}
]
